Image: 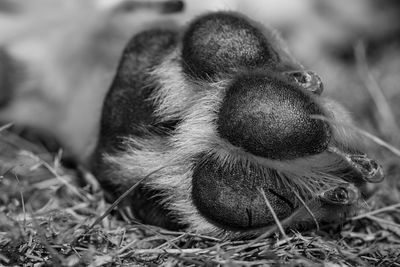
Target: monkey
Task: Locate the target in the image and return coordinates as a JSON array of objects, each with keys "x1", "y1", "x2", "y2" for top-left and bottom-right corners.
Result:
[{"x1": 91, "y1": 11, "x2": 384, "y2": 238}]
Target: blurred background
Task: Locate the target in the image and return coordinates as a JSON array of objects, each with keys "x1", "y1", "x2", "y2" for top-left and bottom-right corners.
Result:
[
  {"x1": 0, "y1": 0, "x2": 399, "y2": 164},
  {"x1": 1, "y1": 2, "x2": 400, "y2": 265}
]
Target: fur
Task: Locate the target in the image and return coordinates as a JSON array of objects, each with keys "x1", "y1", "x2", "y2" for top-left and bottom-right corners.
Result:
[{"x1": 93, "y1": 11, "x2": 384, "y2": 238}]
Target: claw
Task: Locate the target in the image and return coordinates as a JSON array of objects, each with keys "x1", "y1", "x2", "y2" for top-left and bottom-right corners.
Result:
[
  {"x1": 347, "y1": 154, "x2": 384, "y2": 183},
  {"x1": 283, "y1": 70, "x2": 324, "y2": 95},
  {"x1": 328, "y1": 146, "x2": 384, "y2": 183},
  {"x1": 319, "y1": 184, "x2": 359, "y2": 205}
]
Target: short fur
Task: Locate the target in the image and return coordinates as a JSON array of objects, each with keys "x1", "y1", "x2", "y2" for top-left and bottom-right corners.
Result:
[{"x1": 92, "y1": 11, "x2": 382, "y2": 238}]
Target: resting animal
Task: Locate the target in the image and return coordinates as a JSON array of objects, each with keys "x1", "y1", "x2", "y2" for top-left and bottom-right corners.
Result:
[{"x1": 92, "y1": 11, "x2": 384, "y2": 238}]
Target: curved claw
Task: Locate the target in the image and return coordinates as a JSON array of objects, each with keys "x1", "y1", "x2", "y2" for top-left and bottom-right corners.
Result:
[
  {"x1": 328, "y1": 146, "x2": 385, "y2": 183},
  {"x1": 318, "y1": 184, "x2": 360, "y2": 206},
  {"x1": 347, "y1": 154, "x2": 385, "y2": 183},
  {"x1": 283, "y1": 70, "x2": 324, "y2": 95}
]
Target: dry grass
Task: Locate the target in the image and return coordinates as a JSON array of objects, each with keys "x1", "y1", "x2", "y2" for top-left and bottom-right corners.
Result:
[
  {"x1": 1, "y1": 93, "x2": 400, "y2": 266},
  {"x1": 1, "y1": 3, "x2": 400, "y2": 266}
]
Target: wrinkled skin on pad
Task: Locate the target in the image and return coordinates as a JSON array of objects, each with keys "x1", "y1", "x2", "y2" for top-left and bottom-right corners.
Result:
[
  {"x1": 182, "y1": 13, "x2": 279, "y2": 79},
  {"x1": 218, "y1": 73, "x2": 330, "y2": 160},
  {"x1": 93, "y1": 11, "x2": 384, "y2": 237},
  {"x1": 192, "y1": 155, "x2": 297, "y2": 230}
]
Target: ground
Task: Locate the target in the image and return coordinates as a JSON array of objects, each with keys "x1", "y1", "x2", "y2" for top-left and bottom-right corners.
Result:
[
  {"x1": 1, "y1": 2, "x2": 400, "y2": 266},
  {"x1": 1, "y1": 92, "x2": 400, "y2": 266}
]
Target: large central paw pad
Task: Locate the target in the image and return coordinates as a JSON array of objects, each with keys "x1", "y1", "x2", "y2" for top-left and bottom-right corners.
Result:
[{"x1": 217, "y1": 73, "x2": 330, "y2": 160}]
